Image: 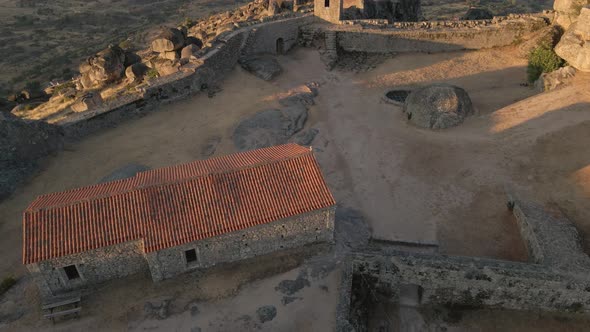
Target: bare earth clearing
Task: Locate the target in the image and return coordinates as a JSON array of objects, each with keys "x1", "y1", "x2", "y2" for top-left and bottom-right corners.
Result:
[{"x1": 1, "y1": 46, "x2": 590, "y2": 330}]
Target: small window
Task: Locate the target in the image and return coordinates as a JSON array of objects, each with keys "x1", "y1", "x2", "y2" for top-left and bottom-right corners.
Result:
[
  {"x1": 63, "y1": 265, "x2": 80, "y2": 280},
  {"x1": 185, "y1": 249, "x2": 197, "y2": 264},
  {"x1": 325, "y1": 0, "x2": 329, "y2": 7}
]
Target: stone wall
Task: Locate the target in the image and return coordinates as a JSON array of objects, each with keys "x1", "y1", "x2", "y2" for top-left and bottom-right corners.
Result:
[
  {"x1": 26, "y1": 240, "x2": 148, "y2": 297},
  {"x1": 146, "y1": 206, "x2": 336, "y2": 281},
  {"x1": 334, "y1": 15, "x2": 549, "y2": 53},
  {"x1": 336, "y1": 197, "x2": 590, "y2": 331},
  {"x1": 242, "y1": 16, "x2": 315, "y2": 56}
]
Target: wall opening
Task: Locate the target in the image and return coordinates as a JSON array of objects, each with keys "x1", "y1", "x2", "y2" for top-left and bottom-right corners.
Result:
[
  {"x1": 185, "y1": 249, "x2": 197, "y2": 264},
  {"x1": 276, "y1": 38, "x2": 285, "y2": 55},
  {"x1": 325, "y1": 0, "x2": 330, "y2": 8},
  {"x1": 63, "y1": 265, "x2": 80, "y2": 280}
]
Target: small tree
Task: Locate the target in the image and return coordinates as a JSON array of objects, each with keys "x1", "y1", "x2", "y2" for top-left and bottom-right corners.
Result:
[{"x1": 527, "y1": 44, "x2": 564, "y2": 83}]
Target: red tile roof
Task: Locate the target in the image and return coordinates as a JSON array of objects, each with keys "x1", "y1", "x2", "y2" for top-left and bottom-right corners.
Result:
[{"x1": 23, "y1": 144, "x2": 335, "y2": 264}]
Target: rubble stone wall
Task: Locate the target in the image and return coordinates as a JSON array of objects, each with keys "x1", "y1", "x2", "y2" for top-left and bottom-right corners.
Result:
[
  {"x1": 26, "y1": 240, "x2": 149, "y2": 297},
  {"x1": 335, "y1": 15, "x2": 549, "y2": 53},
  {"x1": 242, "y1": 16, "x2": 315, "y2": 55},
  {"x1": 146, "y1": 206, "x2": 336, "y2": 281}
]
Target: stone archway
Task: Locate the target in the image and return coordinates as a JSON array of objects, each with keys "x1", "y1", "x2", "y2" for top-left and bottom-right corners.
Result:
[{"x1": 276, "y1": 38, "x2": 284, "y2": 55}]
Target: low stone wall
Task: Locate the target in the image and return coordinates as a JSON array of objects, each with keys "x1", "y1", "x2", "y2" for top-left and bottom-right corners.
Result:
[
  {"x1": 242, "y1": 16, "x2": 315, "y2": 55},
  {"x1": 334, "y1": 15, "x2": 549, "y2": 53},
  {"x1": 147, "y1": 207, "x2": 336, "y2": 281},
  {"x1": 336, "y1": 197, "x2": 590, "y2": 331},
  {"x1": 26, "y1": 240, "x2": 149, "y2": 297}
]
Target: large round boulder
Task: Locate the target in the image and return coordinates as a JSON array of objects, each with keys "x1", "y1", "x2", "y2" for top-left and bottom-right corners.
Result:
[{"x1": 403, "y1": 84, "x2": 474, "y2": 129}]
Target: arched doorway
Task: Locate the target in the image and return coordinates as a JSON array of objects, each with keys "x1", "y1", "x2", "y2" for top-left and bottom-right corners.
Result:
[{"x1": 276, "y1": 38, "x2": 284, "y2": 55}]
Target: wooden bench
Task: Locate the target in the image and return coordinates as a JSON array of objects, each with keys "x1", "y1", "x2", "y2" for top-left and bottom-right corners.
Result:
[{"x1": 42, "y1": 294, "x2": 81, "y2": 323}]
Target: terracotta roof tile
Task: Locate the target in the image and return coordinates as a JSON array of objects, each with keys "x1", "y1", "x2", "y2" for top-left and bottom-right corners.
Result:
[{"x1": 22, "y1": 144, "x2": 335, "y2": 264}]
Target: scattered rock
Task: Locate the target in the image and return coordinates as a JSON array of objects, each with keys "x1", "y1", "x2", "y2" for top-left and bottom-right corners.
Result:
[
  {"x1": 256, "y1": 305, "x2": 277, "y2": 323},
  {"x1": 275, "y1": 276, "x2": 310, "y2": 295},
  {"x1": 151, "y1": 27, "x2": 186, "y2": 53},
  {"x1": 403, "y1": 83, "x2": 474, "y2": 129},
  {"x1": 123, "y1": 51, "x2": 142, "y2": 67},
  {"x1": 0, "y1": 112, "x2": 63, "y2": 201},
  {"x1": 239, "y1": 55, "x2": 282, "y2": 81},
  {"x1": 71, "y1": 92, "x2": 103, "y2": 113},
  {"x1": 185, "y1": 36, "x2": 204, "y2": 49},
  {"x1": 125, "y1": 63, "x2": 149, "y2": 82},
  {"x1": 161, "y1": 50, "x2": 180, "y2": 61},
  {"x1": 534, "y1": 66, "x2": 576, "y2": 92},
  {"x1": 290, "y1": 128, "x2": 319, "y2": 145},
  {"x1": 461, "y1": 7, "x2": 494, "y2": 20},
  {"x1": 267, "y1": 0, "x2": 281, "y2": 15},
  {"x1": 99, "y1": 163, "x2": 151, "y2": 183},
  {"x1": 181, "y1": 44, "x2": 200, "y2": 59},
  {"x1": 555, "y1": 6, "x2": 590, "y2": 72}
]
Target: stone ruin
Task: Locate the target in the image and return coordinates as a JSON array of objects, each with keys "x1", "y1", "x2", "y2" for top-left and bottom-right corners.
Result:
[{"x1": 337, "y1": 194, "x2": 590, "y2": 331}]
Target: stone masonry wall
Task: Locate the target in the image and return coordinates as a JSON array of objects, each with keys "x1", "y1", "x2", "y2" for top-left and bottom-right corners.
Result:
[
  {"x1": 336, "y1": 197, "x2": 590, "y2": 331},
  {"x1": 315, "y1": 0, "x2": 343, "y2": 23},
  {"x1": 241, "y1": 16, "x2": 315, "y2": 56},
  {"x1": 334, "y1": 15, "x2": 549, "y2": 53},
  {"x1": 146, "y1": 206, "x2": 336, "y2": 281},
  {"x1": 26, "y1": 240, "x2": 148, "y2": 297}
]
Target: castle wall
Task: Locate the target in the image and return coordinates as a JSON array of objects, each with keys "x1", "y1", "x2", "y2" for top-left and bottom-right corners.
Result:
[
  {"x1": 26, "y1": 240, "x2": 148, "y2": 297},
  {"x1": 335, "y1": 16, "x2": 548, "y2": 53},
  {"x1": 146, "y1": 206, "x2": 335, "y2": 281}
]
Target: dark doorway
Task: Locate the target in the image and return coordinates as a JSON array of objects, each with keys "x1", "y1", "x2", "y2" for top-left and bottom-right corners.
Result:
[
  {"x1": 276, "y1": 38, "x2": 284, "y2": 55},
  {"x1": 63, "y1": 265, "x2": 80, "y2": 280},
  {"x1": 325, "y1": 0, "x2": 330, "y2": 7}
]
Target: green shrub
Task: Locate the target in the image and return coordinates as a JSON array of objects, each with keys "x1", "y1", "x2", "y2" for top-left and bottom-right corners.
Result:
[
  {"x1": 146, "y1": 68, "x2": 159, "y2": 80},
  {"x1": 0, "y1": 277, "x2": 16, "y2": 296},
  {"x1": 527, "y1": 45, "x2": 564, "y2": 83}
]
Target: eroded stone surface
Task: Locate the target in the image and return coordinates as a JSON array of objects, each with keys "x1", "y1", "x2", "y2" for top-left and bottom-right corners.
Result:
[
  {"x1": 555, "y1": 6, "x2": 590, "y2": 72},
  {"x1": 403, "y1": 84, "x2": 474, "y2": 129}
]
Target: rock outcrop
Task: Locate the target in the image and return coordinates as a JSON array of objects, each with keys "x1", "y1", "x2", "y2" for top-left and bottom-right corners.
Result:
[
  {"x1": 151, "y1": 27, "x2": 186, "y2": 53},
  {"x1": 233, "y1": 83, "x2": 318, "y2": 151},
  {"x1": 534, "y1": 66, "x2": 576, "y2": 92},
  {"x1": 79, "y1": 45, "x2": 127, "y2": 89},
  {"x1": 0, "y1": 112, "x2": 62, "y2": 200},
  {"x1": 555, "y1": 6, "x2": 590, "y2": 72},
  {"x1": 553, "y1": 0, "x2": 590, "y2": 29},
  {"x1": 403, "y1": 84, "x2": 474, "y2": 129}
]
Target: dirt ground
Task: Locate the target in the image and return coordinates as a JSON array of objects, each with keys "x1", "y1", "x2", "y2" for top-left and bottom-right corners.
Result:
[{"x1": 1, "y1": 46, "x2": 590, "y2": 330}]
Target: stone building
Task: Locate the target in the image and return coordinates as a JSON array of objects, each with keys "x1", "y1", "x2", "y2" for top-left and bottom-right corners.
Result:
[
  {"x1": 23, "y1": 144, "x2": 336, "y2": 296},
  {"x1": 315, "y1": 0, "x2": 422, "y2": 23}
]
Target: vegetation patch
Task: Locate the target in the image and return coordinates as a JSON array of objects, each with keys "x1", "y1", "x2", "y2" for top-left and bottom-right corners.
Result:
[{"x1": 527, "y1": 44, "x2": 565, "y2": 83}]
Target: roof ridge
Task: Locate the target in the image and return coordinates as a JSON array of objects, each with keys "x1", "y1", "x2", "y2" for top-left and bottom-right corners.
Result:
[{"x1": 25, "y1": 146, "x2": 312, "y2": 213}]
